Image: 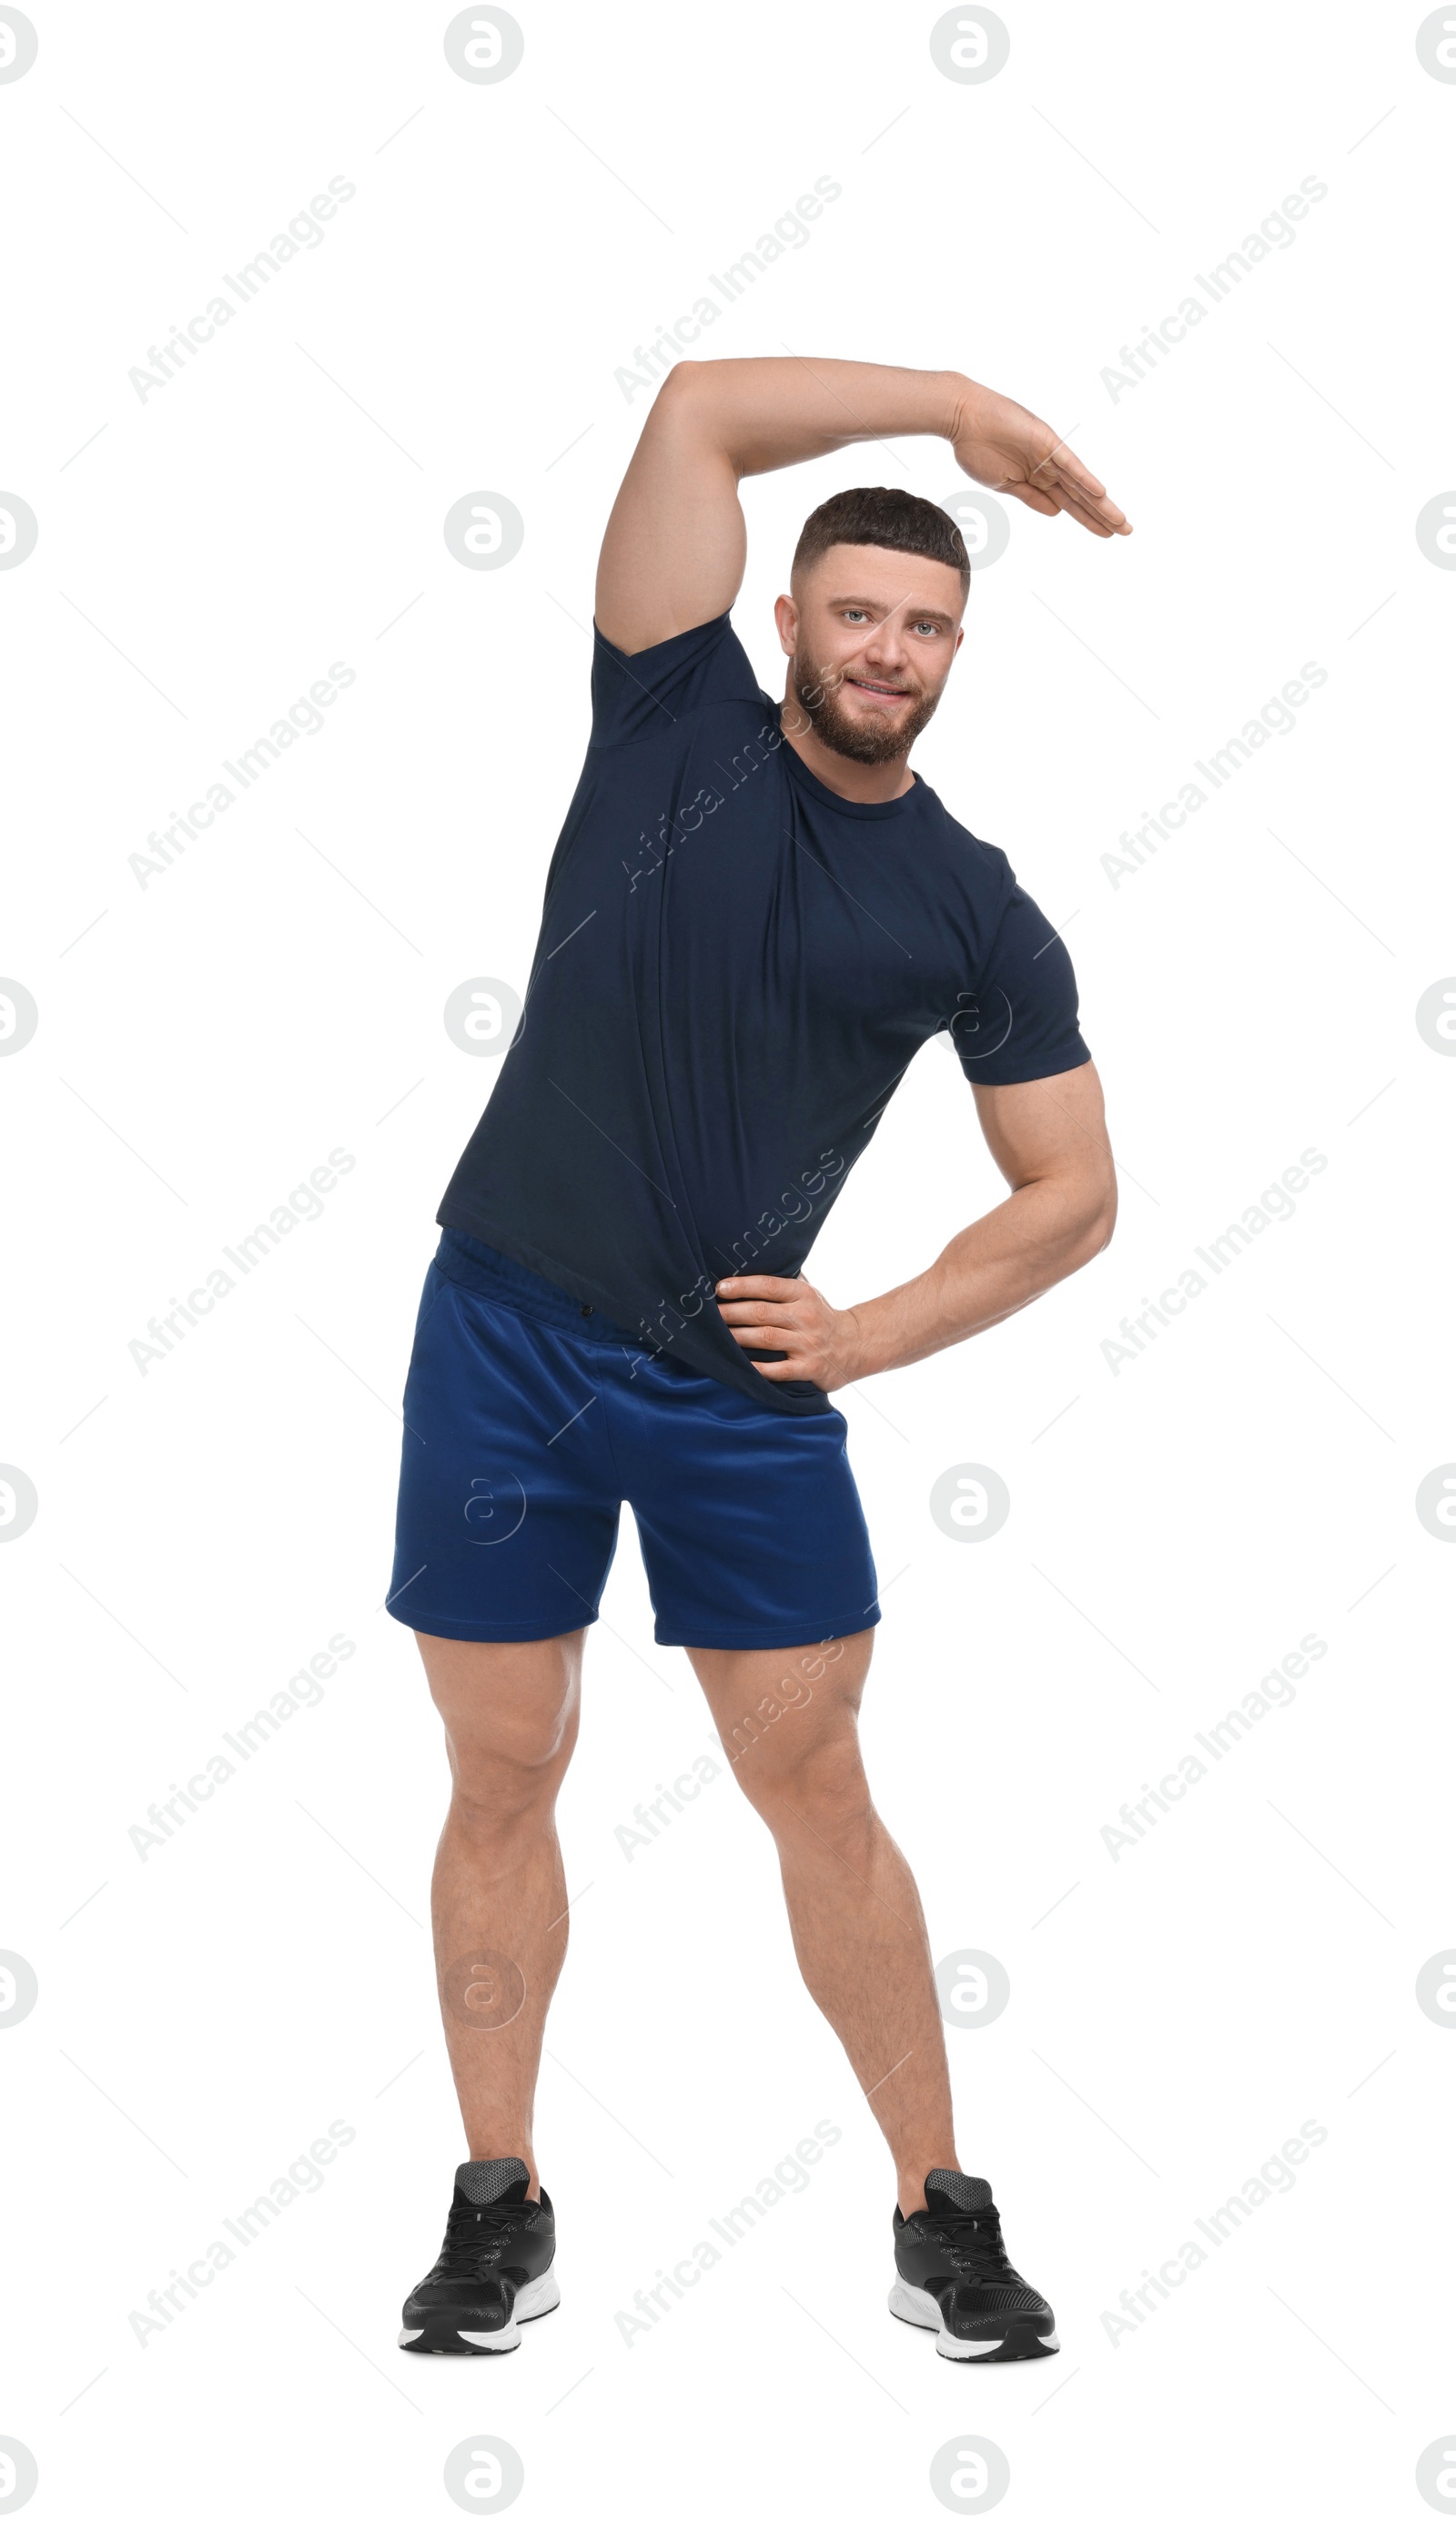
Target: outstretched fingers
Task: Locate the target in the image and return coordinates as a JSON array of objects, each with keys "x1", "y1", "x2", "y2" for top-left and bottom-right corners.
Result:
[{"x1": 1026, "y1": 440, "x2": 1130, "y2": 535}]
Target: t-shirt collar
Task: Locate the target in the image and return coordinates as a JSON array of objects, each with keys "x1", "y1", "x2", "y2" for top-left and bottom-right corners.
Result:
[{"x1": 776, "y1": 711, "x2": 925, "y2": 821}]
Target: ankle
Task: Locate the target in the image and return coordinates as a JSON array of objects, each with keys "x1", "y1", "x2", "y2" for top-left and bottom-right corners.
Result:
[
  {"x1": 462, "y1": 2143, "x2": 539, "y2": 2197},
  {"x1": 897, "y1": 2160, "x2": 958, "y2": 2217}
]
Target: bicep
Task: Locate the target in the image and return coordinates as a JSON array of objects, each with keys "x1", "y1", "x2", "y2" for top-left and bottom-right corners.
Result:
[
  {"x1": 972, "y1": 1062, "x2": 1114, "y2": 1207},
  {"x1": 594, "y1": 365, "x2": 748, "y2": 654}
]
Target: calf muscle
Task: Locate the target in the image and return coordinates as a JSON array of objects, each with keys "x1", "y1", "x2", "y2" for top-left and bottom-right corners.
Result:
[{"x1": 416, "y1": 1629, "x2": 585, "y2": 2188}]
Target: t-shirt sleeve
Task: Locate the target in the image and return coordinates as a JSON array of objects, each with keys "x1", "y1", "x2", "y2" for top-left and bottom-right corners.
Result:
[
  {"x1": 952, "y1": 882, "x2": 1092, "y2": 1084},
  {"x1": 590, "y1": 610, "x2": 766, "y2": 748}
]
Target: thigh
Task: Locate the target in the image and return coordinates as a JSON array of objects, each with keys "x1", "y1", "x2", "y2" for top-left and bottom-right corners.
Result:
[
  {"x1": 612, "y1": 1349, "x2": 881, "y2": 1651},
  {"x1": 418, "y1": 1630, "x2": 585, "y2": 1789},
  {"x1": 389, "y1": 1263, "x2": 622, "y2": 1644}
]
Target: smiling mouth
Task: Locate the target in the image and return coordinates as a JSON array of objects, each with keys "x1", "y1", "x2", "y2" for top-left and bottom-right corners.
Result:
[{"x1": 845, "y1": 674, "x2": 912, "y2": 701}]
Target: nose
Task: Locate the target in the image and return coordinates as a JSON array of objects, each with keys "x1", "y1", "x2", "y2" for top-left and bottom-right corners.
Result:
[{"x1": 856, "y1": 610, "x2": 910, "y2": 674}]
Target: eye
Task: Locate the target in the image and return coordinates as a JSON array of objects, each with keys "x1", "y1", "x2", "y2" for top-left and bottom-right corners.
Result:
[
  {"x1": 911, "y1": 619, "x2": 941, "y2": 637},
  {"x1": 842, "y1": 608, "x2": 868, "y2": 623}
]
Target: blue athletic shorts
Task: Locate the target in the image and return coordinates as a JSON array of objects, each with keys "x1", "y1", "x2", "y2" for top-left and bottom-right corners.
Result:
[{"x1": 387, "y1": 1231, "x2": 880, "y2": 1651}]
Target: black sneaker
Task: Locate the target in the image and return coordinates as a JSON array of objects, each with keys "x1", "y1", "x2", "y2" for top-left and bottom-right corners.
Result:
[
  {"x1": 399, "y1": 2158, "x2": 559, "y2": 2355},
  {"x1": 890, "y1": 2171, "x2": 1058, "y2": 2362}
]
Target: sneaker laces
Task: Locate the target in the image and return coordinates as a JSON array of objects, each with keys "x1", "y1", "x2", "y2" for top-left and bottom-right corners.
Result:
[
  {"x1": 440, "y1": 2197, "x2": 531, "y2": 2278},
  {"x1": 924, "y1": 2205, "x2": 1016, "y2": 2283}
]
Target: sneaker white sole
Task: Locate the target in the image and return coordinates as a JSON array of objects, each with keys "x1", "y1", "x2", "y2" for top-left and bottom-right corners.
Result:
[
  {"x1": 399, "y1": 2268, "x2": 561, "y2": 2355},
  {"x1": 888, "y1": 2278, "x2": 1058, "y2": 2362}
]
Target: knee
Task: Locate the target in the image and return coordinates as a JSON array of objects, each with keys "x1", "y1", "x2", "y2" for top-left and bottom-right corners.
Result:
[
  {"x1": 736, "y1": 1727, "x2": 872, "y2": 1843},
  {"x1": 445, "y1": 1710, "x2": 576, "y2": 1832}
]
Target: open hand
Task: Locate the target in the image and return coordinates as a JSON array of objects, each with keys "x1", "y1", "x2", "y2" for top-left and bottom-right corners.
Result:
[
  {"x1": 953, "y1": 380, "x2": 1131, "y2": 538},
  {"x1": 714, "y1": 1272, "x2": 863, "y2": 1392}
]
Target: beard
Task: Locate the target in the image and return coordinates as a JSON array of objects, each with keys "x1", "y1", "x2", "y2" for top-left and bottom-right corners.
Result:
[{"x1": 789, "y1": 647, "x2": 944, "y2": 765}]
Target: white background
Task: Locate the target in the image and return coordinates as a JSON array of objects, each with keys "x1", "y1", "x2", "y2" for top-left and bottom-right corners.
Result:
[{"x1": 4, "y1": 2, "x2": 1454, "y2": 2516}]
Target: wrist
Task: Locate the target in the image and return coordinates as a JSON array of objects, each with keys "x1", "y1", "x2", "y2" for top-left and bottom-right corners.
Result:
[
  {"x1": 944, "y1": 371, "x2": 986, "y2": 441},
  {"x1": 838, "y1": 1300, "x2": 878, "y2": 1383}
]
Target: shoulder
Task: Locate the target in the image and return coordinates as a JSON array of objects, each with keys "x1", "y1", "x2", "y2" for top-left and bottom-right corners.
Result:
[
  {"x1": 913, "y1": 781, "x2": 1018, "y2": 898},
  {"x1": 590, "y1": 610, "x2": 770, "y2": 751}
]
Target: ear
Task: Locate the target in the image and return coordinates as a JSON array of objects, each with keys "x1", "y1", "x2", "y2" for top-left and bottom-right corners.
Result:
[{"x1": 774, "y1": 592, "x2": 799, "y2": 657}]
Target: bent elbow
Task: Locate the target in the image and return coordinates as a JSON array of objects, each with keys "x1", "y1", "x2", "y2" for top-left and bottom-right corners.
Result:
[
  {"x1": 1070, "y1": 1174, "x2": 1117, "y2": 1269},
  {"x1": 655, "y1": 359, "x2": 704, "y2": 410},
  {"x1": 642, "y1": 360, "x2": 712, "y2": 448}
]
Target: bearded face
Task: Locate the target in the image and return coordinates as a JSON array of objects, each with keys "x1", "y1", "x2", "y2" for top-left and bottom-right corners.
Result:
[
  {"x1": 778, "y1": 547, "x2": 966, "y2": 768},
  {"x1": 788, "y1": 644, "x2": 945, "y2": 764}
]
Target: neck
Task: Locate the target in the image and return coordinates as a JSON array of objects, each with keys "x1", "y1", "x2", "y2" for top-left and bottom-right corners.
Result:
[{"x1": 779, "y1": 674, "x2": 915, "y2": 803}]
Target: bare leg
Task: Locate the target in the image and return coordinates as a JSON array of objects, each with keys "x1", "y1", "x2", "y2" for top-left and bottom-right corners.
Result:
[
  {"x1": 687, "y1": 1630, "x2": 958, "y2": 2215},
  {"x1": 415, "y1": 1628, "x2": 585, "y2": 2197}
]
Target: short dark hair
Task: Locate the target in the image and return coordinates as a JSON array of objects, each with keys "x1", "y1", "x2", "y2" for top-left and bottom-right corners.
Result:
[{"x1": 792, "y1": 485, "x2": 970, "y2": 597}]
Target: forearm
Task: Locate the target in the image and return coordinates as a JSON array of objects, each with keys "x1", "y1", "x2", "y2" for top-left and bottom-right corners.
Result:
[
  {"x1": 847, "y1": 1178, "x2": 1112, "y2": 1379},
  {"x1": 662, "y1": 355, "x2": 972, "y2": 480}
]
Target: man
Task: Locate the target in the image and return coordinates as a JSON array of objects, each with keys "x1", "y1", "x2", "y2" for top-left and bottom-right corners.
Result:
[{"x1": 389, "y1": 358, "x2": 1126, "y2": 2363}]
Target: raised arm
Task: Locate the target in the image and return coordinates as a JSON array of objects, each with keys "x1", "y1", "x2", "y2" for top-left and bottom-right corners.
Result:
[
  {"x1": 715, "y1": 1062, "x2": 1117, "y2": 1389},
  {"x1": 594, "y1": 357, "x2": 1130, "y2": 656}
]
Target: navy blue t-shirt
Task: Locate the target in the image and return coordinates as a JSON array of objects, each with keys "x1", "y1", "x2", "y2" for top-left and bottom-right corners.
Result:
[{"x1": 438, "y1": 611, "x2": 1091, "y2": 1415}]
